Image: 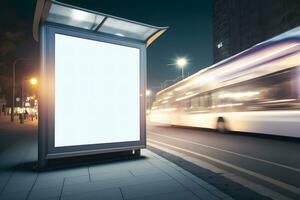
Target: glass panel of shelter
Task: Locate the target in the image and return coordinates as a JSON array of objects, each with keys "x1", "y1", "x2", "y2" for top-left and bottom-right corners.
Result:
[
  {"x1": 47, "y1": 4, "x2": 105, "y2": 30},
  {"x1": 48, "y1": 4, "x2": 159, "y2": 42},
  {"x1": 99, "y1": 17, "x2": 158, "y2": 40}
]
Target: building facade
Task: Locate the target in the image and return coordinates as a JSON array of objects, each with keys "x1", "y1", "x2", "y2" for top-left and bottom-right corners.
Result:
[{"x1": 213, "y1": 0, "x2": 300, "y2": 63}]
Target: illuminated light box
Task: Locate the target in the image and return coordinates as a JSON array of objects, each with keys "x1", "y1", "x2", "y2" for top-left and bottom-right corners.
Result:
[
  {"x1": 33, "y1": 0, "x2": 167, "y2": 167},
  {"x1": 55, "y1": 34, "x2": 140, "y2": 147}
]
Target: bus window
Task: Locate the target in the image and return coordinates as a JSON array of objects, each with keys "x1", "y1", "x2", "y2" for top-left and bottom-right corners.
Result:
[
  {"x1": 191, "y1": 96, "x2": 200, "y2": 108},
  {"x1": 262, "y1": 71, "x2": 292, "y2": 95},
  {"x1": 198, "y1": 94, "x2": 210, "y2": 109},
  {"x1": 206, "y1": 94, "x2": 212, "y2": 107},
  {"x1": 186, "y1": 99, "x2": 191, "y2": 109}
]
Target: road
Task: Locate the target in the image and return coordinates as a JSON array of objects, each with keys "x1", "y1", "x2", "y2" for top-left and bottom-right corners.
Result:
[{"x1": 147, "y1": 124, "x2": 300, "y2": 200}]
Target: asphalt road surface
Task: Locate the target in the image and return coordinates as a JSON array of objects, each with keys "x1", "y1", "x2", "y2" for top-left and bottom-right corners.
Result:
[{"x1": 147, "y1": 124, "x2": 300, "y2": 200}]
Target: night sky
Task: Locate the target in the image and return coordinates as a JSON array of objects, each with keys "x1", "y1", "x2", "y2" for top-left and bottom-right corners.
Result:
[{"x1": 0, "y1": 0, "x2": 213, "y2": 93}]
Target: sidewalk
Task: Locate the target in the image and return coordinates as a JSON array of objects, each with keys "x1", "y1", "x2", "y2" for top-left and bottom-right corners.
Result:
[
  {"x1": 0, "y1": 114, "x2": 37, "y2": 126},
  {"x1": 0, "y1": 115, "x2": 12, "y2": 125},
  {"x1": 0, "y1": 119, "x2": 233, "y2": 200}
]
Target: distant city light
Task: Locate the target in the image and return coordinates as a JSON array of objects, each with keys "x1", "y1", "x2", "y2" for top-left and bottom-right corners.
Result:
[{"x1": 217, "y1": 42, "x2": 223, "y2": 49}]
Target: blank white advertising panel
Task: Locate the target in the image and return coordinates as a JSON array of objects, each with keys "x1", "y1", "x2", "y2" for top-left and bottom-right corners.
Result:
[{"x1": 55, "y1": 34, "x2": 140, "y2": 147}]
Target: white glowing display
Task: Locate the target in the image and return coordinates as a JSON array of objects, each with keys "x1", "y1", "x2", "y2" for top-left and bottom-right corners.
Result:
[{"x1": 54, "y1": 34, "x2": 140, "y2": 147}]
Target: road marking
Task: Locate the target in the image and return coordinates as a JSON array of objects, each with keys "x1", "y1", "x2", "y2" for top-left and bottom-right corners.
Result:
[
  {"x1": 148, "y1": 142, "x2": 293, "y2": 200},
  {"x1": 148, "y1": 138, "x2": 300, "y2": 196},
  {"x1": 148, "y1": 131, "x2": 300, "y2": 173}
]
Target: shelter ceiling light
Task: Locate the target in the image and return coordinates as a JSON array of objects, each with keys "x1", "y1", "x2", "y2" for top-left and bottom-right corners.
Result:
[
  {"x1": 72, "y1": 9, "x2": 89, "y2": 21},
  {"x1": 115, "y1": 33, "x2": 125, "y2": 37}
]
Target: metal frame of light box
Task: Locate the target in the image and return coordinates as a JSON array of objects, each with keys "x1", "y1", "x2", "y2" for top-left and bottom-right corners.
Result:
[{"x1": 38, "y1": 22, "x2": 147, "y2": 167}]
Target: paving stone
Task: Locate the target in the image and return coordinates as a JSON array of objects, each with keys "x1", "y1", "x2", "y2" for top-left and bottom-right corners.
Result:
[
  {"x1": 38, "y1": 167, "x2": 88, "y2": 179},
  {"x1": 0, "y1": 172, "x2": 11, "y2": 192},
  {"x1": 62, "y1": 172, "x2": 172, "y2": 196},
  {"x1": 64, "y1": 175, "x2": 90, "y2": 185},
  {"x1": 156, "y1": 166, "x2": 204, "y2": 190},
  {"x1": 155, "y1": 163, "x2": 208, "y2": 190},
  {"x1": 0, "y1": 191, "x2": 28, "y2": 200},
  {"x1": 60, "y1": 167, "x2": 89, "y2": 177},
  {"x1": 91, "y1": 170, "x2": 133, "y2": 182},
  {"x1": 37, "y1": 172, "x2": 65, "y2": 180},
  {"x1": 8, "y1": 171, "x2": 37, "y2": 182},
  {"x1": 129, "y1": 167, "x2": 163, "y2": 176},
  {"x1": 89, "y1": 161, "x2": 153, "y2": 174},
  {"x1": 130, "y1": 191, "x2": 200, "y2": 200},
  {"x1": 33, "y1": 176, "x2": 64, "y2": 189},
  {"x1": 61, "y1": 188, "x2": 123, "y2": 200},
  {"x1": 2, "y1": 179, "x2": 34, "y2": 193},
  {"x1": 121, "y1": 179, "x2": 186, "y2": 199},
  {"x1": 124, "y1": 162, "x2": 154, "y2": 170},
  {"x1": 89, "y1": 165, "x2": 128, "y2": 174},
  {"x1": 28, "y1": 186, "x2": 61, "y2": 200}
]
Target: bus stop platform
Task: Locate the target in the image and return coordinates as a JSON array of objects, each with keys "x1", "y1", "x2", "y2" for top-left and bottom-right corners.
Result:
[{"x1": 0, "y1": 117, "x2": 233, "y2": 200}]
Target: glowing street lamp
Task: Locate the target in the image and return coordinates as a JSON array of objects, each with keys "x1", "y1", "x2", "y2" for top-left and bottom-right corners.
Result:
[
  {"x1": 176, "y1": 57, "x2": 188, "y2": 79},
  {"x1": 20, "y1": 77, "x2": 38, "y2": 110},
  {"x1": 30, "y1": 78, "x2": 38, "y2": 85}
]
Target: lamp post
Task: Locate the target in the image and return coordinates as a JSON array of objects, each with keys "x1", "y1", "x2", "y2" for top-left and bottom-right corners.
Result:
[
  {"x1": 11, "y1": 58, "x2": 30, "y2": 122},
  {"x1": 176, "y1": 57, "x2": 188, "y2": 79}
]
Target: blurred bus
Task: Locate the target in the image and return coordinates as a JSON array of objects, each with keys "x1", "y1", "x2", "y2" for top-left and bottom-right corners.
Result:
[{"x1": 149, "y1": 27, "x2": 300, "y2": 138}]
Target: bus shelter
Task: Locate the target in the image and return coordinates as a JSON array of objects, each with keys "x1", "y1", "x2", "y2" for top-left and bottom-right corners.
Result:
[{"x1": 33, "y1": 0, "x2": 167, "y2": 167}]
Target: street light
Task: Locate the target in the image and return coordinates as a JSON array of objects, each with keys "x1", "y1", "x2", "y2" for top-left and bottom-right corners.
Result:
[
  {"x1": 11, "y1": 58, "x2": 31, "y2": 122},
  {"x1": 30, "y1": 78, "x2": 38, "y2": 85},
  {"x1": 21, "y1": 77, "x2": 38, "y2": 108},
  {"x1": 176, "y1": 57, "x2": 188, "y2": 79}
]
